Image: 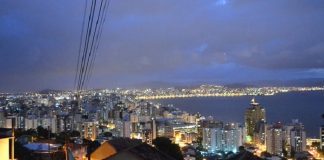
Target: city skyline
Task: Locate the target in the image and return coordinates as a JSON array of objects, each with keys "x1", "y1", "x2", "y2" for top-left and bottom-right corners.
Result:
[
  {"x1": 1, "y1": 87, "x2": 322, "y2": 159},
  {"x1": 1, "y1": 0, "x2": 324, "y2": 92},
  {"x1": 1, "y1": 1, "x2": 324, "y2": 159}
]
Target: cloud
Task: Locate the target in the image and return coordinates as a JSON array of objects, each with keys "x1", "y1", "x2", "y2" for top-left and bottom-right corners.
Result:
[{"x1": 0, "y1": 0, "x2": 324, "y2": 91}]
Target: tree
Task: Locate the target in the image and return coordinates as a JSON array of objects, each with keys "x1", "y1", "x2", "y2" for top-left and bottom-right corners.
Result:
[
  {"x1": 70, "y1": 130, "x2": 81, "y2": 137},
  {"x1": 86, "y1": 140, "x2": 101, "y2": 157},
  {"x1": 25, "y1": 128, "x2": 38, "y2": 137},
  {"x1": 290, "y1": 147, "x2": 296, "y2": 158},
  {"x1": 194, "y1": 137, "x2": 205, "y2": 160},
  {"x1": 37, "y1": 126, "x2": 50, "y2": 139},
  {"x1": 14, "y1": 141, "x2": 32, "y2": 160},
  {"x1": 260, "y1": 151, "x2": 271, "y2": 158},
  {"x1": 153, "y1": 137, "x2": 184, "y2": 160},
  {"x1": 55, "y1": 131, "x2": 80, "y2": 144},
  {"x1": 56, "y1": 132, "x2": 69, "y2": 144},
  {"x1": 102, "y1": 132, "x2": 113, "y2": 138}
]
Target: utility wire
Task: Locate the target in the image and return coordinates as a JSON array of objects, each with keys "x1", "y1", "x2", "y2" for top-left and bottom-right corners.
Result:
[
  {"x1": 86, "y1": 0, "x2": 110, "y2": 87},
  {"x1": 78, "y1": 0, "x2": 96, "y2": 91},
  {"x1": 81, "y1": 0, "x2": 105, "y2": 90},
  {"x1": 75, "y1": 0, "x2": 110, "y2": 93},
  {"x1": 74, "y1": 0, "x2": 88, "y2": 90}
]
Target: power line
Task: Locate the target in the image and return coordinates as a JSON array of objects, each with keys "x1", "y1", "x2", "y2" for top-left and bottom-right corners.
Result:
[
  {"x1": 81, "y1": 0, "x2": 105, "y2": 91},
  {"x1": 74, "y1": 0, "x2": 88, "y2": 90},
  {"x1": 85, "y1": 0, "x2": 110, "y2": 87},
  {"x1": 75, "y1": 0, "x2": 110, "y2": 93},
  {"x1": 77, "y1": 0, "x2": 96, "y2": 92}
]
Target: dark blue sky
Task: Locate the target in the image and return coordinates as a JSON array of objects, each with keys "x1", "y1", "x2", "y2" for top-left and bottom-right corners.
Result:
[{"x1": 1, "y1": 0, "x2": 324, "y2": 92}]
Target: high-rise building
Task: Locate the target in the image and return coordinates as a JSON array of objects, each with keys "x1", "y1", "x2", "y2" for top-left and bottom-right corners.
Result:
[
  {"x1": 182, "y1": 112, "x2": 197, "y2": 124},
  {"x1": 25, "y1": 116, "x2": 38, "y2": 130},
  {"x1": 157, "y1": 123, "x2": 173, "y2": 138},
  {"x1": 202, "y1": 123, "x2": 243, "y2": 153},
  {"x1": 5, "y1": 115, "x2": 25, "y2": 129},
  {"x1": 320, "y1": 125, "x2": 324, "y2": 150},
  {"x1": 244, "y1": 98, "x2": 266, "y2": 144},
  {"x1": 254, "y1": 121, "x2": 266, "y2": 145},
  {"x1": 0, "y1": 111, "x2": 5, "y2": 128},
  {"x1": 122, "y1": 121, "x2": 131, "y2": 138},
  {"x1": 283, "y1": 124, "x2": 294, "y2": 157},
  {"x1": 290, "y1": 120, "x2": 306, "y2": 153},
  {"x1": 151, "y1": 118, "x2": 157, "y2": 140},
  {"x1": 266, "y1": 122, "x2": 284, "y2": 156},
  {"x1": 82, "y1": 121, "x2": 98, "y2": 140},
  {"x1": 198, "y1": 119, "x2": 223, "y2": 139}
]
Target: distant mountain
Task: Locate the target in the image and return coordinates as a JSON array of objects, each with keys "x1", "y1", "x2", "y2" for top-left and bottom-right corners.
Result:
[
  {"x1": 248, "y1": 78, "x2": 324, "y2": 87},
  {"x1": 224, "y1": 83, "x2": 256, "y2": 88},
  {"x1": 131, "y1": 78, "x2": 324, "y2": 89},
  {"x1": 36, "y1": 78, "x2": 324, "y2": 92},
  {"x1": 39, "y1": 89, "x2": 64, "y2": 94},
  {"x1": 130, "y1": 81, "x2": 199, "y2": 89}
]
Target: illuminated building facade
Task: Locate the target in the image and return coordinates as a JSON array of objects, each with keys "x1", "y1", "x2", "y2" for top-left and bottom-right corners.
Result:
[
  {"x1": 265, "y1": 123, "x2": 284, "y2": 155},
  {"x1": 122, "y1": 121, "x2": 131, "y2": 138},
  {"x1": 290, "y1": 121, "x2": 306, "y2": 153},
  {"x1": 0, "y1": 111, "x2": 5, "y2": 127},
  {"x1": 320, "y1": 125, "x2": 324, "y2": 150},
  {"x1": 173, "y1": 124, "x2": 198, "y2": 146},
  {"x1": 245, "y1": 98, "x2": 266, "y2": 144},
  {"x1": 82, "y1": 121, "x2": 98, "y2": 140},
  {"x1": 202, "y1": 123, "x2": 243, "y2": 153},
  {"x1": 0, "y1": 137, "x2": 10, "y2": 160}
]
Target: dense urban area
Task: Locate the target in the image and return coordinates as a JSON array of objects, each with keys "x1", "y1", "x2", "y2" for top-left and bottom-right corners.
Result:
[
  {"x1": 0, "y1": 85, "x2": 324, "y2": 160},
  {"x1": 2, "y1": 0, "x2": 324, "y2": 159}
]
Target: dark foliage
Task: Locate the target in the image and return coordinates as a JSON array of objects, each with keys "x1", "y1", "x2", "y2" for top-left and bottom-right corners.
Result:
[
  {"x1": 86, "y1": 140, "x2": 101, "y2": 157},
  {"x1": 55, "y1": 130, "x2": 80, "y2": 144},
  {"x1": 153, "y1": 137, "x2": 183, "y2": 160},
  {"x1": 14, "y1": 141, "x2": 32, "y2": 160},
  {"x1": 37, "y1": 126, "x2": 54, "y2": 139}
]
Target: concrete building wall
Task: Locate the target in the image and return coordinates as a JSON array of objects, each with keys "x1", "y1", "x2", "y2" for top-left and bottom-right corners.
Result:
[{"x1": 0, "y1": 138, "x2": 10, "y2": 160}]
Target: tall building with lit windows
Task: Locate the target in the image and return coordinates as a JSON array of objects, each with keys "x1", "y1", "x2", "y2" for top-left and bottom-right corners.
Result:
[
  {"x1": 320, "y1": 125, "x2": 324, "y2": 150},
  {"x1": 82, "y1": 121, "x2": 98, "y2": 140},
  {"x1": 0, "y1": 111, "x2": 5, "y2": 127},
  {"x1": 244, "y1": 98, "x2": 266, "y2": 144},
  {"x1": 202, "y1": 123, "x2": 243, "y2": 153},
  {"x1": 266, "y1": 122, "x2": 284, "y2": 155},
  {"x1": 290, "y1": 120, "x2": 306, "y2": 153}
]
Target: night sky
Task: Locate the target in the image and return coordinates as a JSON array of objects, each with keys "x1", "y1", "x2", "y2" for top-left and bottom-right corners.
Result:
[{"x1": 1, "y1": 0, "x2": 324, "y2": 92}]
